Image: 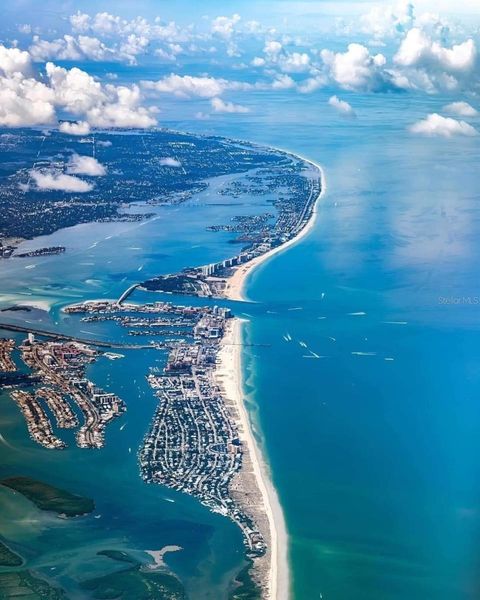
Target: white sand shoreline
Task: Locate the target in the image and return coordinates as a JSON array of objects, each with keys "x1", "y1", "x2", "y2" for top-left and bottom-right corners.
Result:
[
  {"x1": 218, "y1": 319, "x2": 289, "y2": 599},
  {"x1": 224, "y1": 156, "x2": 327, "y2": 302},
  {"x1": 0, "y1": 296, "x2": 54, "y2": 312},
  {"x1": 219, "y1": 153, "x2": 326, "y2": 598}
]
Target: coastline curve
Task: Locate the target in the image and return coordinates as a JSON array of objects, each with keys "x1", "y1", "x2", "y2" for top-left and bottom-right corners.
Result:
[{"x1": 224, "y1": 154, "x2": 327, "y2": 302}]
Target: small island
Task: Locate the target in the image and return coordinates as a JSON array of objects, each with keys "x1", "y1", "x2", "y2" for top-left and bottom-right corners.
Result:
[
  {"x1": 0, "y1": 540, "x2": 23, "y2": 567},
  {"x1": 81, "y1": 549, "x2": 186, "y2": 599},
  {"x1": 0, "y1": 476, "x2": 94, "y2": 517}
]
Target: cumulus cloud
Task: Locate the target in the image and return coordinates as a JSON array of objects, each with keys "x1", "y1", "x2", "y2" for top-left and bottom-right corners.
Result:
[
  {"x1": 211, "y1": 97, "x2": 249, "y2": 113},
  {"x1": 0, "y1": 45, "x2": 33, "y2": 77},
  {"x1": 29, "y1": 34, "x2": 120, "y2": 63},
  {"x1": 443, "y1": 101, "x2": 478, "y2": 117},
  {"x1": 259, "y1": 40, "x2": 313, "y2": 74},
  {"x1": 67, "y1": 154, "x2": 106, "y2": 176},
  {"x1": 359, "y1": 1, "x2": 415, "y2": 40},
  {"x1": 211, "y1": 14, "x2": 241, "y2": 39},
  {"x1": 409, "y1": 113, "x2": 478, "y2": 137},
  {"x1": 46, "y1": 62, "x2": 157, "y2": 128},
  {"x1": 59, "y1": 120, "x2": 91, "y2": 135},
  {"x1": 143, "y1": 74, "x2": 226, "y2": 98},
  {"x1": 264, "y1": 41, "x2": 282, "y2": 56},
  {"x1": 0, "y1": 76, "x2": 55, "y2": 126},
  {"x1": 30, "y1": 170, "x2": 93, "y2": 192},
  {"x1": 70, "y1": 12, "x2": 91, "y2": 33},
  {"x1": 393, "y1": 28, "x2": 477, "y2": 91},
  {"x1": 270, "y1": 74, "x2": 296, "y2": 90},
  {"x1": 321, "y1": 44, "x2": 389, "y2": 91},
  {"x1": 279, "y1": 52, "x2": 311, "y2": 73},
  {"x1": 297, "y1": 75, "x2": 325, "y2": 94},
  {"x1": 346, "y1": 1, "x2": 453, "y2": 45},
  {"x1": 210, "y1": 14, "x2": 242, "y2": 56},
  {"x1": 0, "y1": 44, "x2": 156, "y2": 129},
  {"x1": 328, "y1": 95, "x2": 356, "y2": 117},
  {"x1": 159, "y1": 157, "x2": 182, "y2": 167},
  {"x1": 395, "y1": 28, "x2": 476, "y2": 72},
  {"x1": 251, "y1": 56, "x2": 266, "y2": 67},
  {"x1": 63, "y1": 11, "x2": 187, "y2": 64},
  {"x1": 70, "y1": 11, "x2": 184, "y2": 43},
  {"x1": 0, "y1": 46, "x2": 54, "y2": 127}
]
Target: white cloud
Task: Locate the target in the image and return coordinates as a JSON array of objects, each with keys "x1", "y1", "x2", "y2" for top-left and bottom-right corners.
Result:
[
  {"x1": 270, "y1": 74, "x2": 296, "y2": 90},
  {"x1": 409, "y1": 113, "x2": 478, "y2": 137},
  {"x1": 0, "y1": 46, "x2": 34, "y2": 77},
  {"x1": 251, "y1": 56, "x2": 266, "y2": 67},
  {"x1": 321, "y1": 43, "x2": 389, "y2": 91},
  {"x1": 67, "y1": 154, "x2": 106, "y2": 176},
  {"x1": 59, "y1": 120, "x2": 91, "y2": 136},
  {"x1": 279, "y1": 51, "x2": 311, "y2": 73},
  {"x1": 30, "y1": 170, "x2": 93, "y2": 192},
  {"x1": 359, "y1": 1, "x2": 415, "y2": 40},
  {"x1": 211, "y1": 97, "x2": 249, "y2": 113},
  {"x1": 119, "y1": 34, "x2": 149, "y2": 62},
  {"x1": 394, "y1": 28, "x2": 476, "y2": 72},
  {"x1": 18, "y1": 24, "x2": 32, "y2": 35},
  {"x1": 70, "y1": 12, "x2": 91, "y2": 33},
  {"x1": 264, "y1": 41, "x2": 282, "y2": 56},
  {"x1": 46, "y1": 63, "x2": 156, "y2": 128},
  {"x1": 29, "y1": 34, "x2": 118, "y2": 63},
  {"x1": 143, "y1": 74, "x2": 226, "y2": 98},
  {"x1": 87, "y1": 12, "x2": 121, "y2": 35},
  {"x1": 392, "y1": 28, "x2": 477, "y2": 91},
  {"x1": 328, "y1": 95, "x2": 356, "y2": 117},
  {"x1": 90, "y1": 85, "x2": 156, "y2": 128},
  {"x1": 0, "y1": 46, "x2": 156, "y2": 130},
  {"x1": 46, "y1": 62, "x2": 104, "y2": 114},
  {"x1": 0, "y1": 75, "x2": 55, "y2": 127},
  {"x1": 443, "y1": 101, "x2": 478, "y2": 117},
  {"x1": 159, "y1": 157, "x2": 182, "y2": 167},
  {"x1": 211, "y1": 14, "x2": 241, "y2": 39},
  {"x1": 67, "y1": 11, "x2": 187, "y2": 64}
]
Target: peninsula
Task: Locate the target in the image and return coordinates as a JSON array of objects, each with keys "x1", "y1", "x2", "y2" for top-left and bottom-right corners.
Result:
[
  {"x1": 63, "y1": 146, "x2": 323, "y2": 599},
  {"x1": 0, "y1": 128, "x2": 323, "y2": 598}
]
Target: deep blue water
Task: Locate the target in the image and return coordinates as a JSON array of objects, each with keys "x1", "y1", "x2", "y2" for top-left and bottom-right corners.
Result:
[{"x1": 224, "y1": 91, "x2": 480, "y2": 599}]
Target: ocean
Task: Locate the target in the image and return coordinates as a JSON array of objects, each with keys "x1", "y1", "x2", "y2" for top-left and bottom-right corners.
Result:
[{"x1": 1, "y1": 83, "x2": 480, "y2": 599}]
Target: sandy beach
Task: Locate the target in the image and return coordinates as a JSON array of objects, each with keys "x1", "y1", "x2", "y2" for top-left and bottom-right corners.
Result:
[
  {"x1": 0, "y1": 296, "x2": 53, "y2": 313},
  {"x1": 224, "y1": 157, "x2": 326, "y2": 302},
  {"x1": 217, "y1": 319, "x2": 289, "y2": 600},
  {"x1": 216, "y1": 156, "x2": 326, "y2": 598}
]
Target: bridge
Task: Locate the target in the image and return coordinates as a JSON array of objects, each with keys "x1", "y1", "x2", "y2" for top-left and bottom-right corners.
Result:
[
  {"x1": 0, "y1": 322, "x2": 154, "y2": 350},
  {"x1": 118, "y1": 283, "x2": 140, "y2": 305}
]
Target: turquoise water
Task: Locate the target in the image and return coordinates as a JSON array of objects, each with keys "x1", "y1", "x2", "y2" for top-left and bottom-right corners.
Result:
[
  {"x1": 218, "y1": 93, "x2": 480, "y2": 599},
  {"x1": 0, "y1": 165, "x2": 269, "y2": 598},
  {"x1": 1, "y1": 87, "x2": 480, "y2": 599}
]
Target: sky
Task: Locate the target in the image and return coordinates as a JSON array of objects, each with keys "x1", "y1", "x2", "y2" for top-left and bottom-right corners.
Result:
[{"x1": 0, "y1": 0, "x2": 478, "y2": 148}]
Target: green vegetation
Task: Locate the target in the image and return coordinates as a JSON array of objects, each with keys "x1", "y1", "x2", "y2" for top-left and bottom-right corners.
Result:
[
  {"x1": 97, "y1": 549, "x2": 138, "y2": 564},
  {"x1": 0, "y1": 570, "x2": 66, "y2": 599},
  {"x1": 0, "y1": 541, "x2": 22, "y2": 567},
  {"x1": 229, "y1": 561, "x2": 262, "y2": 600},
  {"x1": 81, "y1": 550, "x2": 186, "y2": 599},
  {"x1": 0, "y1": 476, "x2": 94, "y2": 517}
]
